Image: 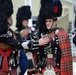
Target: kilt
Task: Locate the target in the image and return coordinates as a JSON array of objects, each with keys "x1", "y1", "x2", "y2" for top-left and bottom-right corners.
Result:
[{"x1": 0, "y1": 68, "x2": 17, "y2": 75}]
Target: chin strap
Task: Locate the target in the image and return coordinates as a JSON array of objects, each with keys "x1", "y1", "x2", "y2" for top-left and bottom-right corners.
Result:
[{"x1": 49, "y1": 27, "x2": 57, "y2": 33}]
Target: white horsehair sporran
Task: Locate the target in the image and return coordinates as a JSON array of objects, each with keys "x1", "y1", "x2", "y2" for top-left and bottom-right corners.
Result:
[{"x1": 43, "y1": 66, "x2": 56, "y2": 75}]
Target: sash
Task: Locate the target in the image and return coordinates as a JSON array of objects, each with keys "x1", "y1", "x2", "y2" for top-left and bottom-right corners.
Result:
[{"x1": 0, "y1": 43, "x2": 13, "y2": 72}]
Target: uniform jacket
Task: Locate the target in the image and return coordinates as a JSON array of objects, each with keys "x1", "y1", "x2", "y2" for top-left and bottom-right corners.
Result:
[
  {"x1": 0, "y1": 28, "x2": 20, "y2": 73},
  {"x1": 37, "y1": 27, "x2": 73, "y2": 75}
]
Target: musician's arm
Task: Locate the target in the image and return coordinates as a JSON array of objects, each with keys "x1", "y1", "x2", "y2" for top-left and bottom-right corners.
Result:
[{"x1": 21, "y1": 36, "x2": 49, "y2": 50}]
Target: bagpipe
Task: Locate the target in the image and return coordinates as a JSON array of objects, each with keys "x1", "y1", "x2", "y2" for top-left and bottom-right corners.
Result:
[
  {"x1": 20, "y1": 27, "x2": 38, "y2": 74},
  {"x1": 20, "y1": 27, "x2": 31, "y2": 38},
  {"x1": 20, "y1": 27, "x2": 61, "y2": 75}
]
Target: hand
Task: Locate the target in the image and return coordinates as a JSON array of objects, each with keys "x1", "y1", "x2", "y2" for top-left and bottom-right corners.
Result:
[
  {"x1": 38, "y1": 37, "x2": 50, "y2": 46},
  {"x1": 20, "y1": 29, "x2": 29, "y2": 38}
]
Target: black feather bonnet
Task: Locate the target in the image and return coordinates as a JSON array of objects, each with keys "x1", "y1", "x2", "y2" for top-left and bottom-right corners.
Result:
[
  {"x1": 0, "y1": 0, "x2": 13, "y2": 34},
  {"x1": 37, "y1": 0, "x2": 62, "y2": 32},
  {"x1": 16, "y1": 6, "x2": 32, "y2": 30}
]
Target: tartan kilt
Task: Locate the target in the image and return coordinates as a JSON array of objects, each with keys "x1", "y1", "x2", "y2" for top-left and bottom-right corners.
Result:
[{"x1": 0, "y1": 68, "x2": 17, "y2": 75}]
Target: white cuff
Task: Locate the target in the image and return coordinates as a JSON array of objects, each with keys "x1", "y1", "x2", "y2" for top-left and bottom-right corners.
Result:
[{"x1": 21, "y1": 41, "x2": 29, "y2": 49}]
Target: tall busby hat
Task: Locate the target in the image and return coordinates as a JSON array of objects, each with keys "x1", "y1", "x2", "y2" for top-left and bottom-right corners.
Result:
[
  {"x1": 0, "y1": 0, "x2": 13, "y2": 34},
  {"x1": 40, "y1": 0, "x2": 62, "y2": 17},
  {"x1": 0, "y1": 0, "x2": 13, "y2": 17},
  {"x1": 41, "y1": 0, "x2": 53, "y2": 7},
  {"x1": 37, "y1": 0, "x2": 62, "y2": 32},
  {"x1": 16, "y1": 6, "x2": 32, "y2": 30},
  {"x1": 37, "y1": 4, "x2": 57, "y2": 33},
  {"x1": 40, "y1": 4, "x2": 57, "y2": 20}
]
